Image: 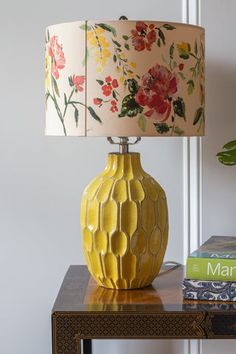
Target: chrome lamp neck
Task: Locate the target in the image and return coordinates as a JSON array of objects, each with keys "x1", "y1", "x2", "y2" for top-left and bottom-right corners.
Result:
[{"x1": 107, "y1": 137, "x2": 141, "y2": 154}]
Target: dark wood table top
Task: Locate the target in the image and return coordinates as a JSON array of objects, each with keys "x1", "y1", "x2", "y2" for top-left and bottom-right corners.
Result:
[
  {"x1": 52, "y1": 264, "x2": 236, "y2": 354},
  {"x1": 53, "y1": 264, "x2": 236, "y2": 313}
]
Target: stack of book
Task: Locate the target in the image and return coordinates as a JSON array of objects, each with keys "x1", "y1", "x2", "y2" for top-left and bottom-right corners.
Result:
[{"x1": 183, "y1": 236, "x2": 236, "y2": 301}]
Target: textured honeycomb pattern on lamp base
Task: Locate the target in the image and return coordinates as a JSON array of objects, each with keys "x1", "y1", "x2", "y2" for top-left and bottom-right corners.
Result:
[{"x1": 80, "y1": 153, "x2": 168, "y2": 289}]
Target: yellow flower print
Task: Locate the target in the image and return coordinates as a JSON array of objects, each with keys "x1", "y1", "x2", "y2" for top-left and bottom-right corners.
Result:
[
  {"x1": 177, "y1": 42, "x2": 191, "y2": 59},
  {"x1": 130, "y1": 62, "x2": 137, "y2": 68},
  {"x1": 101, "y1": 48, "x2": 111, "y2": 59},
  {"x1": 87, "y1": 36, "x2": 97, "y2": 47},
  {"x1": 87, "y1": 31, "x2": 94, "y2": 40},
  {"x1": 119, "y1": 52, "x2": 125, "y2": 60},
  {"x1": 86, "y1": 26, "x2": 111, "y2": 70},
  {"x1": 94, "y1": 27, "x2": 105, "y2": 36},
  {"x1": 99, "y1": 37, "x2": 109, "y2": 48},
  {"x1": 96, "y1": 66, "x2": 103, "y2": 73},
  {"x1": 128, "y1": 72, "x2": 134, "y2": 78},
  {"x1": 85, "y1": 23, "x2": 139, "y2": 85},
  {"x1": 95, "y1": 55, "x2": 107, "y2": 67},
  {"x1": 177, "y1": 42, "x2": 190, "y2": 53},
  {"x1": 111, "y1": 36, "x2": 139, "y2": 86},
  {"x1": 94, "y1": 50, "x2": 101, "y2": 60}
]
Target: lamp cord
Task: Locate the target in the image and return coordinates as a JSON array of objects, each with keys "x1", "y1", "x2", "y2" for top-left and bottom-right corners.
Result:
[{"x1": 159, "y1": 261, "x2": 182, "y2": 276}]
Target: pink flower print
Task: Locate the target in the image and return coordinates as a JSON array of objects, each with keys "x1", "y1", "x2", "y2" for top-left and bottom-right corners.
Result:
[
  {"x1": 102, "y1": 84, "x2": 113, "y2": 96},
  {"x1": 136, "y1": 21, "x2": 148, "y2": 32},
  {"x1": 105, "y1": 76, "x2": 112, "y2": 83},
  {"x1": 112, "y1": 79, "x2": 119, "y2": 88},
  {"x1": 131, "y1": 34, "x2": 146, "y2": 52},
  {"x1": 146, "y1": 30, "x2": 156, "y2": 50},
  {"x1": 101, "y1": 76, "x2": 119, "y2": 96},
  {"x1": 131, "y1": 22, "x2": 157, "y2": 51},
  {"x1": 110, "y1": 100, "x2": 118, "y2": 113},
  {"x1": 135, "y1": 64, "x2": 178, "y2": 121},
  {"x1": 72, "y1": 75, "x2": 85, "y2": 92},
  {"x1": 93, "y1": 98, "x2": 102, "y2": 105},
  {"x1": 48, "y1": 36, "x2": 65, "y2": 79}
]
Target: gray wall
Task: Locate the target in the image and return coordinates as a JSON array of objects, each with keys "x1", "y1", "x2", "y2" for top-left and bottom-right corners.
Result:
[
  {"x1": 1, "y1": 1, "x2": 236, "y2": 354},
  {"x1": 0, "y1": 1, "x2": 184, "y2": 354},
  {"x1": 202, "y1": 1, "x2": 236, "y2": 353}
]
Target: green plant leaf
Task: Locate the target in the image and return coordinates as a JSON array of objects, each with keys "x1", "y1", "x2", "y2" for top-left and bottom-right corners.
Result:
[
  {"x1": 158, "y1": 29, "x2": 165, "y2": 45},
  {"x1": 163, "y1": 24, "x2": 176, "y2": 30},
  {"x1": 68, "y1": 76, "x2": 73, "y2": 87},
  {"x1": 178, "y1": 72, "x2": 186, "y2": 80},
  {"x1": 173, "y1": 97, "x2": 185, "y2": 119},
  {"x1": 88, "y1": 106, "x2": 102, "y2": 123},
  {"x1": 217, "y1": 140, "x2": 236, "y2": 166},
  {"x1": 113, "y1": 54, "x2": 117, "y2": 62},
  {"x1": 200, "y1": 40, "x2": 205, "y2": 57},
  {"x1": 187, "y1": 79, "x2": 195, "y2": 95},
  {"x1": 157, "y1": 38, "x2": 161, "y2": 47},
  {"x1": 174, "y1": 126, "x2": 184, "y2": 136},
  {"x1": 217, "y1": 152, "x2": 236, "y2": 166},
  {"x1": 97, "y1": 23, "x2": 117, "y2": 37},
  {"x1": 169, "y1": 42, "x2": 174, "y2": 59},
  {"x1": 217, "y1": 150, "x2": 236, "y2": 157},
  {"x1": 112, "y1": 39, "x2": 121, "y2": 48},
  {"x1": 218, "y1": 158, "x2": 236, "y2": 165},
  {"x1": 179, "y1": 53, "x2": 189, "y2": 60},
  {"x1": 125, "y1": 43, "x2": 130, "y2": 50},
  {"x1": 112, "y1": 90, "x2": 118, "y2": 101},
  {"x1": 45, "y1": 92, "x2": 50, "y2": 109},
  {"x1": 64, "y1": 93, "x2": 67, "y2": 105},
  {"x1": 96, "y1": 79, "x2": 104, "y2": 86},
  {"x1": 194, "y1": 39, "x2": 198, "y2": 55},
  {"x1": 123, "y1": 35, "x2": 129, "y2": 40},
  {"x1": 223, "y1": 140, "x2": 236, "y2": 150},
  {"x1": 127, "y1": 79, "x2": 139, "y2": 94},
  {"x1": 193, "y1": 107, "x2": 204, "y2": 125},
  {"x1": 74, "y1": 108, "x2": 79, "y2": 127},
  {"x1": 52, "y1": 76, "x2": 60, "y2": 97},
  {"x1": 138, "y1": 114, "x2": 146, "y2": 132},
  {"x1": 119, "y1": 94, "x2": 143, "y2": 118},
  {"x1": 79, "y1": 23, "x2": 91, "y2": 31},
  {"x1": 154, "y1": 122, "x2": 170, "y2": 134},
  {"x1": 161, "y1": 54, "x2": 167, "y2": 63},
  {"x1": 170, "y1": 60, "x2": 177, "y2": 70}
]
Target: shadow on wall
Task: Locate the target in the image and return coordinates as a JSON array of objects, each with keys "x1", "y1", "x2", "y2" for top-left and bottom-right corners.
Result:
[
  {"x1": 202, "y1": 60, "x2": 236, "y2": 237},
  {"x1": 204, "y1": 61, "x2": 236, "y2": 166}
]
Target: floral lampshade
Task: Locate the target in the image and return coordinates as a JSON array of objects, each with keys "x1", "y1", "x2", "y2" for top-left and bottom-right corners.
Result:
[{"x1": 45, "y1": 20, "x2": 205, "y2": 137}]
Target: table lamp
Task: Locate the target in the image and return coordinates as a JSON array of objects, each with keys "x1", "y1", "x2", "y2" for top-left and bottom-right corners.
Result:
[{"x1": 45, "y1": 18, "x2": 205, "y2": 289}]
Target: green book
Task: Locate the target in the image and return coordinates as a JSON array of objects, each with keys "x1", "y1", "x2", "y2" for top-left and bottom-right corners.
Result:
[{"x1": 186, "y1": 236, "x2": 236, "y2": 281}]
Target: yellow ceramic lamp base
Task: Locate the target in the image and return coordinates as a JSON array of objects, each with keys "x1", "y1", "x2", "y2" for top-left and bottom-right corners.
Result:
[{"x1": 80, "y1": 153, "x2": 168, "y2": 289}]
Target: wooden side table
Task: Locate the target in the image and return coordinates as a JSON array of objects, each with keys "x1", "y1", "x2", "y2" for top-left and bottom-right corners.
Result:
[{"x1": 52, "y1": 265, "x2": 236, "y2": 354}]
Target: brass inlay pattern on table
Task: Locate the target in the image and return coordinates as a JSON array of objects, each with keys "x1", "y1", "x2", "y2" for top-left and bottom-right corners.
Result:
[{"x1": 52, "y1": 312, "x2": 206, "y2": 354}]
